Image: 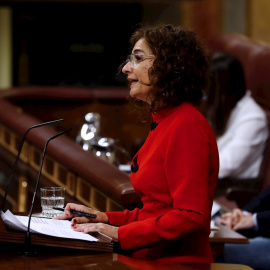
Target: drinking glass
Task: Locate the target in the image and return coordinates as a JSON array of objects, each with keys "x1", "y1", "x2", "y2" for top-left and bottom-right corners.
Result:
[{"x1": 40, "y1": 187, "x2": 65, "y2": 218}]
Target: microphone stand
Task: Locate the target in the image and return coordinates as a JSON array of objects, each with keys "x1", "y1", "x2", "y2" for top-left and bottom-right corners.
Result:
[
  {"x1": 22, "y1": 128, "x2": 71, "y2": 256},
  {"x1": 1, "y1": 119, "x2": 64, "y2": 212}
]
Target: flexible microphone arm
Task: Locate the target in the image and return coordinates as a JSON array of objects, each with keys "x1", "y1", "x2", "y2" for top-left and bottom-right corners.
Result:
[
  {"x1": 24, "y1": 127, "x2": 72, "y2": 255},
  {"x1": 1, "y1": 119, "x2": 64, "y2": 212}
]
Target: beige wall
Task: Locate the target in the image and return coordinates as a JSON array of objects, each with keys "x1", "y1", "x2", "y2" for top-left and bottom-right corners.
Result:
[
  {"x1": 0, "y1": 6, "x2": 12, "y2": 89},
  {"x1": 180, "y1": 0, "x2": 270, "y2": 45},
  {"x1": 223, "y1": 0, "x2": 247, "y2": 35},
  {"x1": 249, "y1": 0, "x2": 270, "y2": 44}
]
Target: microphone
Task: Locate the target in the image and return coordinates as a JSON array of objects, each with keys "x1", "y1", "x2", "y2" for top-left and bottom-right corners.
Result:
[
  {"x1": 1, "y1": 119, "x2": 64, "y2": 212},
  {"x1": 24, "y1": 127, "x2": 72, "y2": 255}
]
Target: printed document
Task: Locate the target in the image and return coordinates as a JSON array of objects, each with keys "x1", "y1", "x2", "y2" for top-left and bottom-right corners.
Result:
[{"x1": 1, "y1": 210, "x2": 98, "y2": 242}]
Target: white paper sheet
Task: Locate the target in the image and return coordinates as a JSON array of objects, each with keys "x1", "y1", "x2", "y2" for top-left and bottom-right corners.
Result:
[
  {"x1": 210, "y1": 220, "x2": 219, "y2": 231},
  {"x1": 211, "y1": 200, "x2": 221, "y2": 217},
  {"x1": 1, "y1": 210, "x2": 98, "y2": 242}
]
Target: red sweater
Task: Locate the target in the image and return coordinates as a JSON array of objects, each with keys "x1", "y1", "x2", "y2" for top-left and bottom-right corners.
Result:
[{"x1": 106, "y1": 103, "x2": 219, "y2": 262}]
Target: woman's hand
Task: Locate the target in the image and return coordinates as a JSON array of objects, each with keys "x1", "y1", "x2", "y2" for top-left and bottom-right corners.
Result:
[
  {"x1": 53, "y1": 203, "x2": 118, "y2": 240},
  {"x1": 72, "y1": 222, "x2": 119, "y2": 242},
  {"x1": 53, "y1": 203, "x2": 109, "y2": 224}
]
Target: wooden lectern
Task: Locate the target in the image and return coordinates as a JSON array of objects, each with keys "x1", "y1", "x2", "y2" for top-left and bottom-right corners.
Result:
[
  {"x1": 0, "y1": 215, "x2": 113, "y2": 253},
  {"x1": 0, "y1": 215, "x2": 253, "y2": 270}
]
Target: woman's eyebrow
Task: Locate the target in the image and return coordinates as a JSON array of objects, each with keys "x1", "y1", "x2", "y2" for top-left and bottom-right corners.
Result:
[{"x1": 133, "y1": 49, "x2": 146, "y2": 54}]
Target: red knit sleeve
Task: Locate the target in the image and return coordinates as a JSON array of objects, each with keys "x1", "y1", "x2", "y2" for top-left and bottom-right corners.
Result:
[{"x1": 105, "y1": 208, "x2": 140, "y2": 226}]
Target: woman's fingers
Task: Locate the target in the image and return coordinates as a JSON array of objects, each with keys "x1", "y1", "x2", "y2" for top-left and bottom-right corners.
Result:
[
  {"x1": 53, "y1": 203, "x2": 109, "y2": 224},
  {"x1": 72, "y1": 223, "x2": 99, "y2": 233},
  {"x1": 53, "y1": 212, "x2": 70, "y2": 220},
  {"x1": 53, "y1": 203, "x2": 93, "y2": 220},
  {"x1": 71, "y1": 223, "x2": 119, "y2": 242},
  {"x1": 65, "y1": 203, "x2": 92, "y2": 217},
  {"x1": 71, "y1": 217, "x2": 91, "y2": 225}
]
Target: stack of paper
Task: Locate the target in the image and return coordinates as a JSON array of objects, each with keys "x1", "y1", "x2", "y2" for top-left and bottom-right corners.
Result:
[{"x1": 1, "y1": 210, "x2": 100, "y2": 242}]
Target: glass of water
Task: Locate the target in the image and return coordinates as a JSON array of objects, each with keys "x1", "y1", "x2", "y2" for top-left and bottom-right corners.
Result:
[{"x1": 40, "y1": 187, "x2": 65, "y2": 218}]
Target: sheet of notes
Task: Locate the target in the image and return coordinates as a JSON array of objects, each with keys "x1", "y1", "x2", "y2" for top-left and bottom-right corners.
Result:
[{"x1": 1, "y1": 210, "x2": 98, "y2": 242}]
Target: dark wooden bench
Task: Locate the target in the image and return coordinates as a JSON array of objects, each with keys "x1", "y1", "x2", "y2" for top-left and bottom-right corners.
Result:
[{"x1": 0, "y1": 86, "x2": 144, "y2": 213}]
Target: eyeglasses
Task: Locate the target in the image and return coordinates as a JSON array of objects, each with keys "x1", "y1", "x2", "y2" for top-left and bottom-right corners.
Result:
[{"x1": 126, "y1": 53, "x2": 155, "y2": 68}]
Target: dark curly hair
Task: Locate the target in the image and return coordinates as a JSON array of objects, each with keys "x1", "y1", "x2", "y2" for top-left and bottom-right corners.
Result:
[{"x1": 129, "y1": 24, "x2": 210, "y2": 112}]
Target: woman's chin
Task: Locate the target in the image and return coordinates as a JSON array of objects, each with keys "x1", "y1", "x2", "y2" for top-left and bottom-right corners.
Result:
[{"x1": 129, "y1": 89, "x2": 138, "y2": 99}]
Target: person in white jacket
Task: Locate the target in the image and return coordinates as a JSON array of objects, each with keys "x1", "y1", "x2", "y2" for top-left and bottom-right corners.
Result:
[{"x1": 207, "y1": 52, "x2": 269, "y2": 180}]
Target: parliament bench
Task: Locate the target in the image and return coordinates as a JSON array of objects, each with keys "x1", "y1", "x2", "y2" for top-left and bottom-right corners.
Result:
[{"x1": 0, "y1": 86, "x2": 143, "y2": 213}]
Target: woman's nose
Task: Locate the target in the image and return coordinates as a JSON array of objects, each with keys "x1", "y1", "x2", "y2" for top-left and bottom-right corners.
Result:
[{"x1": 122, "y1": 61, "x2": 132, "y2": 74}]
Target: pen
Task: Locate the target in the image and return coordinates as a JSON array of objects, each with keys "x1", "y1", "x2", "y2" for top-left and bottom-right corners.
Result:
[{"x1": 52, "y1": 207, "x2": 97, "y2": 218}]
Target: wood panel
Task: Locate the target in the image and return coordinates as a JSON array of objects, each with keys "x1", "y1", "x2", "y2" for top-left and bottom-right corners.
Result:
[{"x1": 0, "y1": 88, "x2": 141, "y2": 213}]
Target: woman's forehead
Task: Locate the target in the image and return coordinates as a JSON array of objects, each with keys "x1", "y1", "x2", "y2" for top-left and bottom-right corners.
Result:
[{"x1": 133, "y1": 38, "x2": 152, "y2": 54}]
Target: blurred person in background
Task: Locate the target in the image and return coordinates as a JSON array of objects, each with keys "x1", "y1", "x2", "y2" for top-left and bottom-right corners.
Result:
[
  {"x1": 207, "y1": 52, "x2": 268, "y2": 180},
  {"x1": 216, "y1": 184, "x2": 270, "y2": 270}
]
